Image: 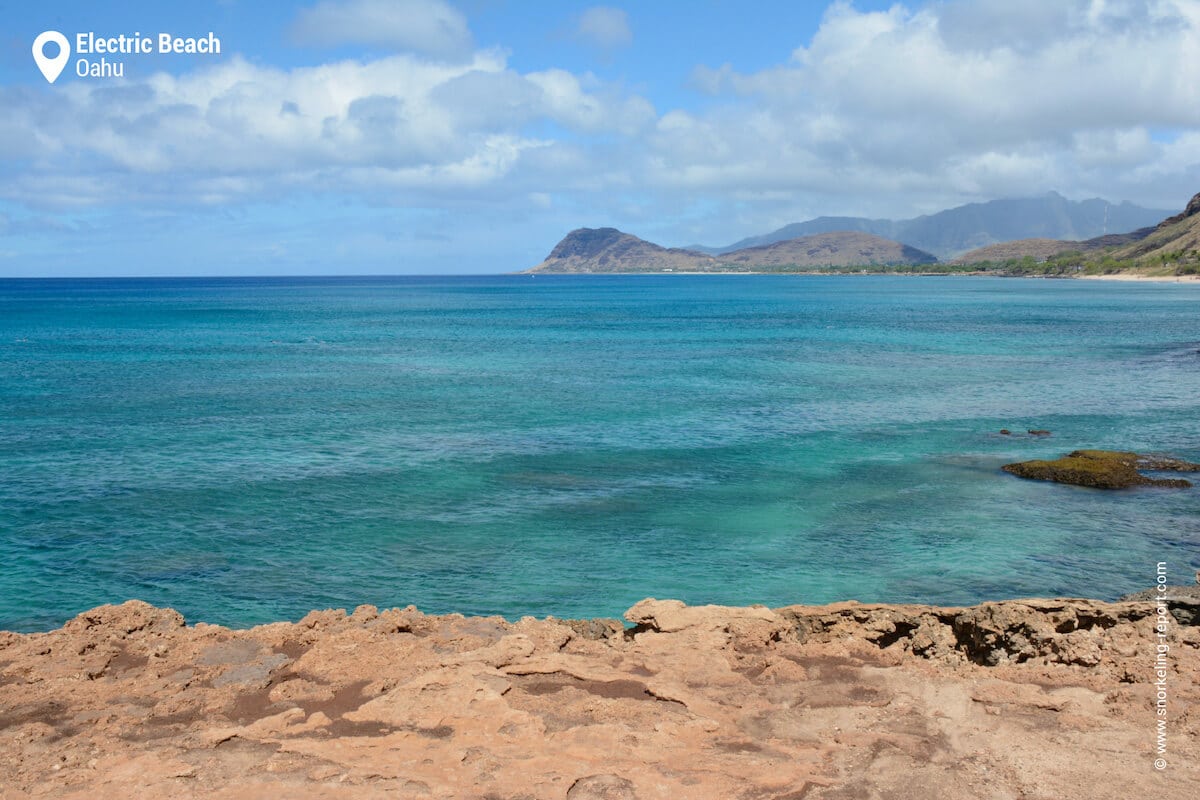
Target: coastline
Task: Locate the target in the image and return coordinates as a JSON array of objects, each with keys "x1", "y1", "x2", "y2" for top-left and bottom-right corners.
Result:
[
  {"x1": 527, "y1": 270, "x2": 1200, "y2": 281},
  {"x1": 1078, "y1": 273, "x2": 1200, "y2": 283},
  {"x1": 2, "y1": 595, "x2": 1196, "y2": 798},
  {"x1": 524, "y1": 270, "x2": 999, "y2": 277}
]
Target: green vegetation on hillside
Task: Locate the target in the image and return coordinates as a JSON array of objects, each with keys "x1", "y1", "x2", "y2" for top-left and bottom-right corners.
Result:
[
  {"x1": 963, "y1": 247, "x2": 1200, "y2": 277},
  {"x1": 706, "y1": 261, "x2": 988, "y2": 275},
  {"x1": 725, "y1": 244, "x2": 1200, "y2": 276}
]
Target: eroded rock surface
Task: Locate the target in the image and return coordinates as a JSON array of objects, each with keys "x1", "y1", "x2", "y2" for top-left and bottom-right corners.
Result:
[{"x1": 1, "y1": 597, "x2": 1197, "y2": 798}]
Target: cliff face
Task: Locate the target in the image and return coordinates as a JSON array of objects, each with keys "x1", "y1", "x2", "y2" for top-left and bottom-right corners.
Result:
[{"x1": 2, "y1": 596, "x2": 1197, "y2": 798}]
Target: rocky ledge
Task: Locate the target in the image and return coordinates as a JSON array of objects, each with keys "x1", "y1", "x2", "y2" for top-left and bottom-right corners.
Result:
[
  {"x1": 1, "y1": 596, "x2": 1198, "y2": 799},
  {"x1": 1003, "y1": 449, "x2": 1200, "y2": 489}
]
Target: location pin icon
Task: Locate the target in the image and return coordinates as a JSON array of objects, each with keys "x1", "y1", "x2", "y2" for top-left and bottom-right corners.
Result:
[{"x1": 32, "y1": 31, "x2": 70, "y2": 84}]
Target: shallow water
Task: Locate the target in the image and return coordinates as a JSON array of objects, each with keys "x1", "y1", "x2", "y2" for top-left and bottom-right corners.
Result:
[{"x1": 1, "y1": 275, "x2": 1197, "y2": 631}]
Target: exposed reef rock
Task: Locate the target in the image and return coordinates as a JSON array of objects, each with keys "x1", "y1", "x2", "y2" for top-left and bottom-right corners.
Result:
[
  {"x1": 2, "y1": 597, "x2": 1198, "y2": 798},
  {"x1": 1003, "y1": 449, "x2": 1200, "y2": 489}
]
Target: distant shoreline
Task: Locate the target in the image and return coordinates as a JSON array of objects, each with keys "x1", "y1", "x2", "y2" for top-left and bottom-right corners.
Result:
[
  {"x1": 525, "y1": 270, "x2": 999, "y2": 277},
  {"x1": 1078, "y1": 273, "x2": 1200, "y2": 283},
  {"x1": 528, "y1": 270, "x2": 1200, "y2": 281}
]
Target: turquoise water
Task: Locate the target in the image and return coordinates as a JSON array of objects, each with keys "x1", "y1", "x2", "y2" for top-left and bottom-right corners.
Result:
[{"x1": 1, "y1": 275, "x2": 1197, "y2": 632}]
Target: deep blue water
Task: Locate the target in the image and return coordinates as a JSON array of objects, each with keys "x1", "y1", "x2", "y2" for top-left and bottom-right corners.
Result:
[{"x1": 1, "y1": 275, "x2": 1197, "y2": 631}]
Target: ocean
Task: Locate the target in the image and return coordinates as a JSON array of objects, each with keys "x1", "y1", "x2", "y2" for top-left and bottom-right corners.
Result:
[{"x1": 1, "y1": 275, "x2": 1197, "y2": 632}]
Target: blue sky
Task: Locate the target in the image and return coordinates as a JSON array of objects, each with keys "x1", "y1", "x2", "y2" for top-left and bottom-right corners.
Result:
[{"x1": 3, "y1": 0, "x2": 1199, "y2": 276}]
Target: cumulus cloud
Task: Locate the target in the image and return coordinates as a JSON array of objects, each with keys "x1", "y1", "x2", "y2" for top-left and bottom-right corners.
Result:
[
  {"x1": 0, "y1": 46, "x2": 654, "y2": 212},
  {"x1": 4, "y1": 0, "x2": 1200, "y2": 247},
  {"x1": 672, "y1": 0, "x2": 1200, "y2": 217},
  {"x1": 290, "y1": 0, "x2": 474, "y2": 60},
  {"x1": 576, "y1": 7, "x2": 633, "y2": 50}
]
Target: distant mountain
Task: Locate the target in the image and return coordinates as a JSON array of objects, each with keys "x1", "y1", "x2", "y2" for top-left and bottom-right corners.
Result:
[
  {"x1": 952, "y1": 191, "x2": 1200, "y2": 273},
  {"x1": 691, "y1": 216, "x2": 897, "y2": 255},
  {"x1": 718, "y1": 232, "x2": 935, "y2": 269},
  {"x1": 695, "y1": 193, "x2": 1172, "y2": 260},
  {"x1": 527, "y1": 228, "x2": 936, "y2": 273},
  {"x1": 952, "y1": 228, "x2": 1156, "y2": 264},
  {"x1": 527, "y1": 227, "x2": 716, "y2": 273},
  {"x1": 950, "y1": 238, "x2": 1083, "y2": 264}
]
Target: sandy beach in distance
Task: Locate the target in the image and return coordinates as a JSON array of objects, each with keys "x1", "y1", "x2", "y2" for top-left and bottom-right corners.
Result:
[{"x1": 1079, "y1": 273, "x2": 1200, "y2": 283}]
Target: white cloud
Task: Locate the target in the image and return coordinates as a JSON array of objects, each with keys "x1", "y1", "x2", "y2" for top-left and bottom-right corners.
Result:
[
  {"x1": 5, "y1": 0, "x2": 1200, "y2": 254},
  {"x1": 783, "y1": 1, "x2": 1200, "y2": 133},
  {"x1": 291, "y1": 0, "x2": 474, "y2": 60},
  {"x1": 0, "y1": 46, "x2": 652, "y2": 212},
  {"x1": 526, "y1": 69, "x2": 655, "y2": 134},
  {"x1": 576, "y1": 7, "x2": 633, "y2": 50},
  {"x1": 665, "y1": 0, "x2": 1200, "y2": 220}
]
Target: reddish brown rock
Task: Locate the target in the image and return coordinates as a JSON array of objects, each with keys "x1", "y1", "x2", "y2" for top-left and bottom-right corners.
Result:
[
  {"x1": 566, "y1": 774, "x2": 638, "y2": 799},
  {"x1": 0, "y1": 597, "x2": 1197, "y2": 798}
]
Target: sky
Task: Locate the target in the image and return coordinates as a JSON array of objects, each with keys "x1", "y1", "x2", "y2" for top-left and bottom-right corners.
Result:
[{"x1": 3, "y1": 0, "x2": 1200, "y2": 276}]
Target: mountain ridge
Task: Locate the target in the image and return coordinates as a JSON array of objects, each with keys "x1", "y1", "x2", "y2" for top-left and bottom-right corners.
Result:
[
  {"x1": 527, "y1": 229, "x2": 937, "y2": 273},
  {"x1": 692, "y1": 193, "x2": 1171, "y2": 259},
  {"x1": 530, "y1": 192, "x2": 1199, "y2": 277},
  {"x1": 951, "y1": 227, "x2": 1158, "y2": 264},
  {"x1": 952, "y1": 191, "x2": 1200, "y2": 275}
]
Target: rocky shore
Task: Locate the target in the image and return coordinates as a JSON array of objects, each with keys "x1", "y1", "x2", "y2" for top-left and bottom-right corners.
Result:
[{"x1": 2, "y1": 596, "x2": 1197, "y2": 799}]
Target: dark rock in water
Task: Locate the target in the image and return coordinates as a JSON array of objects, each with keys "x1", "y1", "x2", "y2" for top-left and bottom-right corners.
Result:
[
  {"x1": 999, "y1": 429, "x2": 1012, "y2": 436},
  {"x1": 1027, "y1": 429, "x2": 1051, "y2": 437},
  {"x1": 1002, "y1": 449, "x2": 1199, "y2": 489},
  {"x1": 1138, "y1": 453, "x2": 1200, "y2": 471},
  {"x1": 1117, "y1": 586, "x2": 1200, "y2": 625}
]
